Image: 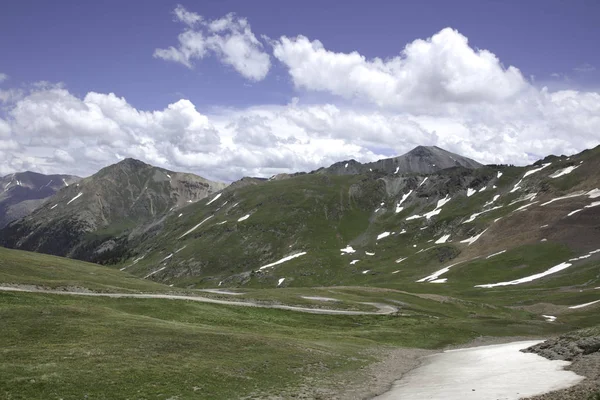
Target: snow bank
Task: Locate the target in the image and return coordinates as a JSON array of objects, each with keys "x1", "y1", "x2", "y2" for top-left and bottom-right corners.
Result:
[
  {"x1": 396, "y1": 190, "x2": 413, "y2": 213},
  {"x1": 463, "y1": 205, "x2": 503, "y2": 224},
  {"x1": 550, "y1": 165, "x2": 580, "y2": 178},
  {"x1": 206, "y1": 193, "x2": 222, "y2": 205},
  {"x1": 435, "y1": 234, "x2": 450, "y2": 244},
  {"x1": 569, "y1": 299, "x2": 600, "y2": 309},
  {"x1": 377, "y1": 232, "x2": 390, "y2": 241},
  {"x1": 258, "y1": 252, "x2": 307, "y2": 270},
  {"x1": 486, "y1": 250, "x2": 506, "y2": 259},
  {"x1": 406, "y1": 195, "x2": 450, "y2": 221},
  {"x1": 483, "y1": 194, "x2": 501, "y2": 208},
  {"x1": 475, "y1": 262, "x2": 572, "y2": 288},
  {"x1": 374, "y1": 340, "x2": 582, "y2": 400},
  {"x1": 340, "y1": 245, "x2": 356, "y2": 254},
  {"x1": 178, "y1": 215, "x2": 213, "y2": 238},
  {"x1": 524, "y1": 163, "x2": 552, "y2": 178},
  {"x1": 66, "y1": 192, "x2": 83, "y2": 205},
  {"x1": 460, "y1": 229, "x2": 488, "y2": 246},
  {"x1": 417, "y1": 262, "x2": 461, "y2": 283}
]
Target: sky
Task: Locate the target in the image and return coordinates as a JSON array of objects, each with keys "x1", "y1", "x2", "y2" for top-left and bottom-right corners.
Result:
[{"x1": 1, "y1": 0, "x2": 599, "y2": 182}]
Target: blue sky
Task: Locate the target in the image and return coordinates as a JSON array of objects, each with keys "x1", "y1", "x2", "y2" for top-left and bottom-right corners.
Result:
[{"x1": 1, "y1": 0, "x2": 599, "y2": 180}]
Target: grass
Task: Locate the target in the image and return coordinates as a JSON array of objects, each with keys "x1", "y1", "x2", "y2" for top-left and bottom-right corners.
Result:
[{"x1": 1, "y1": 247, "x2": 589, "y2": 399}]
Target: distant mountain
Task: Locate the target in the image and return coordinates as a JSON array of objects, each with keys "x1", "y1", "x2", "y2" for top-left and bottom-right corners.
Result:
[
  {"x1": 0, "y1": 171, "x2": 80, "y2": 228},
  {"x1": 102, "y1": 145, "x2": 600, "y2": 291},
  {"x1": 0, "y1": 158, "x2": 227, "y2": 263},
  {"x1": 315, "y1": 146, "x2": 482, "y2": 175}
]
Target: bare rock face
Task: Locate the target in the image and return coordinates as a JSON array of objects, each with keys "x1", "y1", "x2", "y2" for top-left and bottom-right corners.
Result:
[
  {"x1": 0, "y1": 171, "x2": 80, "y2": 228},
  {"x1": 315, "y1": 146, "x2": 483, "y2": 176},
  {"x1": 0, "y1": 158, "x2": 227, "y2": 263}
]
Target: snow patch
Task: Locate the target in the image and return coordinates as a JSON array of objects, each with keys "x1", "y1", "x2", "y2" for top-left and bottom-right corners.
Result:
[
  {"x1": 238, "y1": 214, "x2": 250, "y2": 222},
  {"x1": 509, "y1": 179, "x2": 523, "y2": 193},
  {"x1": 144, "y1": 266, "x2": 167, "y2": 279},
  {"x1": 258, "y1": 252, "x2": 307, "y2": 270},
  {"x1": 430, "y1": 278, "x2": 447, "y2": 283},
  {"x1": 460, "y1": 229, "x2": 488, "y2": 246},
  {"x1": 497, "y1": 171, "x2": 503, "y2": 178},
  {"x1": 362, "y1": 270, "x2": 370, "y2": 274},
  {"x1": 483, "y1": 194, "x2": 501, "y2": 208},
  {"x1": 62, "y1": 178, "x2": 69, "y2": 186},
  {"x1": 178, "y1": 215, "x2": 213, "y2": 238},
  {"x1": 418, "y1": 177, "x2": 428, "y2": 187},
  {"x1": 569, "y1": 299, "x2": 600, "y2": 309},
  {"x1": 478, "y1": 186, "x2": 487, "y2": 193},
  {"x1": 206, "y1": 193, "x2": 222, "y2": 205},
  {"x1": 523, "y1": 162, "x2": 552, "y2": 178},
  {"x1": 365, "y1": 252, "x2": 375, "y2": 256},
  {"x1": 66, "y1": 192, "x2": 83, "y2": 205},
  {"x1": 394, "y1": 166, "x2": 399, "y2": 174},
  {"x1": 395, "y1": 257, "x2": 407, "y2": 264},
  {"x1": 475, "y1": 262, "x2": 572, "y2": 288},
  {"x1": 463, "y1": 205, "x2": 503, "y2": 224},
  {"x1": 50, "y1": 204, "x2": 58, "y2": 210},
  {"x1": 550, "y1": 165, "x2": 580, "y2": 178},
  {"x1": 340, "y1": 246, "x2": 356, "y2": 254},
  {"x1": 417, "y1": 262, "x2": 461, "y2": 282},
  {"x1": 543, "y1": 315, "x2": 557, "y2": 322},
  {"x1": 373, "y1": 340, "x2": 583, "y2": 400},
  {"x1": 376, "y1": 232, "x2": 390, "y2": 241},
  {"x1": 466, "y1": 188, "x2": 476, "y2": 197},
  {"x1": 435, "y1": 234, "x2": 450, "y2": 244},
  {"x1": 350, "y1": 259, "x2": 360, "y2": 265},
  {"x1": 515, "y1": 201, "x2": 539, "y2": 212},
  {"x1": 395, "y1": 190, "x2": 413, "y2": 213},
  {"x1": 567, "y1": 201, "x2": 600, "y2": 217},
  {"x1": 486, "y1": 250, "x2": 506, "y2": 259},
  {"x1": 277, "y1": 278, "x2": 285, "y2": 286}
]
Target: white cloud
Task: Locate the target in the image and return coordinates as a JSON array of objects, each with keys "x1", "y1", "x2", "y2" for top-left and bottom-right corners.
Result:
[
  {"x1": 273, "y1": 28, "x2": 528, "y2": 109},
  {"x1": 0, "y1": 73, "x2": 8, "y2": 83},
  {"x1": 154, "y1": 7, "x2": 270, "y2": 81},
  {"x1": 2, "y1": 27, "x2": 600, "y2": 183},
  {"x1": 173, "y1": 4, "x2": 202, "y2": 26}
]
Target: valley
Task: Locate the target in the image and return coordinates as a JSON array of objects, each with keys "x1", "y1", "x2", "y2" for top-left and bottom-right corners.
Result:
[{"x1": 1, "y1": 145, "x2": 600, "y2": 398}]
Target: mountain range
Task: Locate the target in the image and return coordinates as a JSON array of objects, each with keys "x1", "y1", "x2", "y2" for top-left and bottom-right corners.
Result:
[
  {"x1": 2, "y1": 144, "x2": 599, "y2": 294},
  {"x1": 0, "y1": 171, "x2": 80, "y2": 228}
]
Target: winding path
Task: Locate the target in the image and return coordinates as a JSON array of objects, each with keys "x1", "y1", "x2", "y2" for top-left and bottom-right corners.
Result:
[{"x1": 0, "y1": 286, "x2": 398, "y2": 316}]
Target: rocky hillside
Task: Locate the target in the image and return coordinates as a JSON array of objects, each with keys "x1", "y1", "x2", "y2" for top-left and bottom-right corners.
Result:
[
  {"x1": 103, "y1": 144, "x2": 600, "y2": 314},
  {"x1": 0, "y1": 171, "x2": 80, "y2": 228},
  {"x1": 314, "y1": 145, "x2": 482, "y2": 175},
  {"x1": 0, "y1": 159, "x2": 227, "y2": 263}
]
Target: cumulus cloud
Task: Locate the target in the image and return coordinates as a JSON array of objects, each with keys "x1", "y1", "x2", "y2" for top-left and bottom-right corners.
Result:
[
  {"x1": 154, "y1": 6, "x2": 270, "y2": 81},
  {"x1": 2, "y1": 26, "x2": 600, "y2": 182},
  {"x1": 273, "y1": 28, "x2": 528, "y2": 109}
]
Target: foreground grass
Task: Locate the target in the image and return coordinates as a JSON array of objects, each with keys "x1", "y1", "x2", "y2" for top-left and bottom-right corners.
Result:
[
  {"x1": 0, "y1": 287, "x2": 568, "y2": 400},
  {"x1": 0, "y1": 247, "x2": 594, "y2": 399}
]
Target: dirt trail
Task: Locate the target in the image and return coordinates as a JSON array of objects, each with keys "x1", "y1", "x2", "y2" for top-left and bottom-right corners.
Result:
[{"x1": 0, "y1": 285, "x2": 398, "y2": 315}]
